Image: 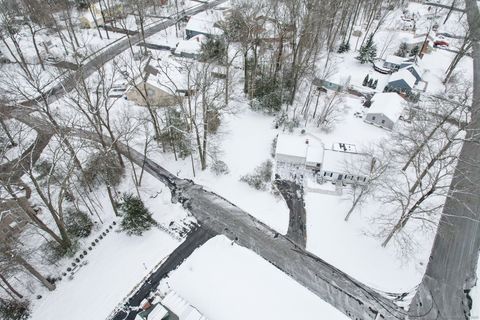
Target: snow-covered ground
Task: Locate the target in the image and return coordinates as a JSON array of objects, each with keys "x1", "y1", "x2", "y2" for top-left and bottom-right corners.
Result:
[
  {"x1": 28, "y1": 171, "x2": 192, "y2": 320},
  {"x1": 161, "y1": 235, "x2": 348, "y2": 320}
]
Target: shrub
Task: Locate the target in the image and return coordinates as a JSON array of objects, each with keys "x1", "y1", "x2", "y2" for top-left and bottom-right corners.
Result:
[
  {"x1": 82, "y1": 150, "x2": 124, "y2": 189},
  {"x1": 250, "y1": 76, "x2": 284, "y2": 114},
  {"x1": 0, "y1": 300, "x2": 30, "y2": 320},
  {"x1": 119, "y1": 193, "x2": 157, "y2": 236},
  {"x1": 211, "y1": 160, "x2": 229, "y2": 176},
  {"x1": 337, "y1": 41, "x2": 350, "y2": 53},
  {"x1": 65, "y1": 208, "x2": 94, "y2": 239},
  {"x1": 240, "y1": 160, "x2": 273, "y2": 191},
  {"x1": 41, "y1": 240, "x2": 79, "y2": 264}
]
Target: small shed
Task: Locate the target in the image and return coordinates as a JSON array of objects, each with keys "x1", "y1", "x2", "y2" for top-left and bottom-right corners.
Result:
[
  {"x1": 364, "y1": 92, "x2": 405, "y2": 130},
  {"x1": 386, "y1": 69, "x2": 416, "y2": 94}
]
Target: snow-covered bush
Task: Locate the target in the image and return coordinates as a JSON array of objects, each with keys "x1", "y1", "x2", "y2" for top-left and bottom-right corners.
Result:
[
  {"x1": 82, "y1": 150, "x2": 124, "y2": 189},
  {"x1": 65, "y1": 208, "x2": 94, "y2": 239},
  {"x1": 251, "y1": 76, "x2": 284, "y2": 114},
  {"x1": 119, "y1": 193, "x2": 157, "y2": 236},
  {"x1": 211, "y1": 160, "x2": 229, "y2": 176},
  {"x1": 0, "y1": 300, "x2": 30, "y2": 320},
  {"x1": 337, "y1": 41, "x2": 350, "y2": 53},
  {"x1": 240, "y1": 160, "x2": 273, "y2": 190}
]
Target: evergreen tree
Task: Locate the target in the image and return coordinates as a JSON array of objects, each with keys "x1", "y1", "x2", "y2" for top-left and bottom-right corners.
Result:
[
  {"x1": 356, "y1": 34, "x2": 377, "y2": 64},
  {"x1": 372, "y1": 79, "x2": 378, "y2": 89},
  {"x1": 337, "y1": 41, "x2": 350, "y2": 53},
  {"x1": 362, "y1": 74, "x2": 369, "y2": 86},
  {"x1": 410, "y1": 45, "x2": 420, "y2": 57},
  {"x1": 395, "y1": 42, "x2": 409, "y2": 57},
  {"x1": 119, "y1": 194, "x2": 157, "y2": 236},
  {"x1": 368, "y1": 78, "x2": 374, "y2": 88}
]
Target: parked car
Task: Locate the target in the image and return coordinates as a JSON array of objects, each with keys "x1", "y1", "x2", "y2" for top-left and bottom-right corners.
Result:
[
  {"x1": 434, "y1": 40, "x2": 449, "y2": 48},
  {"x1": 45, "y1": 55, "x2": 61, "y2": 63}
]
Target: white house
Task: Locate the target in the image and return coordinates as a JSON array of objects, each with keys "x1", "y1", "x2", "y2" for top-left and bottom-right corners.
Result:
[
  {"x1": 364, "y1": 92, "x2": 405, "y2": 130},
  {"x1": 135, "y1": 304, "x2": 169, "y2": 320},
  {"x1": 161, "y1": 291, "x2": 207, "y2": 320},
  {"x1": 319, "y1": 149, "x2": 372, "y2": 185}
]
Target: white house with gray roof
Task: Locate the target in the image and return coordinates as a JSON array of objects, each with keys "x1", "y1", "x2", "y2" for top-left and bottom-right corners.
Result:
[{"x1": 364, "y1": 92, "x2": 405, "y2": 130}]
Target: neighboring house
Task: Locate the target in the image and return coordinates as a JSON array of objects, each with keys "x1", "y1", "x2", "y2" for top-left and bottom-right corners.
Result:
[
  {"x1": 161, "y1": 291, "x2": 208, "y2": 320},
  {"x1": 135, "y1": 304, "x2": 169, "y2": 320},
  {"x1": 319, "y1": 149, "x2": 372, "y2": 185},
  {"x1": 174, "y1": 35, "x2": 207, "y2": 59},
  {"x1": 185, "y1": 9, "x2": 225, "y2": 39},
  {"x1": 405, "y1": 34, "x2": 434, "y2": 54},
  {"x1": 312, "y1": 76, "x2": 351, "y2": 93},
  {"x1": 0, "y1": 198, "x2": 29, "y2": 243},
  {"x1": 364, "y1": 92, "x2": 405, "y2": 130},
  {"x1": 79, "y1": 5, "x2": 104, "y2": 29},
  {"x1": 126, "y1": 58, "x2": 194, "y2": 107},
  {"x1": 386, "y1": 68, "x2": 416, "y2": 94},
  {"x1": 401, "y1": 64, "x2": 422, "y2": 85},
  {"x1": 382, "y1": 55, "x2": 408, "y2": 71}
]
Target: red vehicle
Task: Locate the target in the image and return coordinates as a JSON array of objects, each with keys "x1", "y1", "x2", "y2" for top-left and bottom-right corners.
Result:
[{"x1": 434, "y1": 40, "x2": 449, "y2": 47}]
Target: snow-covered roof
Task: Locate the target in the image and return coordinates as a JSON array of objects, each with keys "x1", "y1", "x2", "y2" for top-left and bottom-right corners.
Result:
[
  {"x1": 185, "y1": 9, "x2": 224, "y2": 36},
  {"x1": 275, "y1": 134, "x2": 309, "y2": 159},
  {"x1": 388, "y1": 69, "x2": 416, "y2": 88},
  {"x1": 145, "y1": 58, "x2": 192, "y2": 93},
  {"x1": 148, "y1": 304, "x2": 169, "y2": 320},
  {"x1": 275, "y1": 134, "x2": 324, "y2": 164},
  {"x1": 175, "y1": 35, "x2": 207, "y2": 55},
  {"x1": 322, "y1": 150, "x2": 371, "y2": 176},
  {"x1": 306, "y1": 145, "x2": 324, "y2": 165},
  {"x1": 385, "y1": 55, "x2": 406, "y2": 65},
  {"x1": 367, "y1": 92, "x2": 405, "y2": 121},
  {"x1": 162, "y1": 291, "x2": 206, "y2": 320},
  {"x1": 401, "y1": 64, "x2": 422, "y2": 79}
]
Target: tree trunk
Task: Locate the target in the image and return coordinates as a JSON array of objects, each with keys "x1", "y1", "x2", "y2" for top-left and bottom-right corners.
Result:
[
  {"x1": 14, "y1": 255, "x2": 55, "y2": 291},
  {"x1": 0, "y1": 273, "x2": 23, "y2": 299}
]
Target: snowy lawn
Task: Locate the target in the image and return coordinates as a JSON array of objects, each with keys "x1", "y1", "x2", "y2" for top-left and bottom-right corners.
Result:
[
  {"x1": 29, "y1": 228, "x2": 180, "y2": 320},
  {"x1": 28, "y1": 170, "x2": 190, "y2": 320},
  {"x1": 161, "y1": 235, "x2": 348, "y2": 320}
]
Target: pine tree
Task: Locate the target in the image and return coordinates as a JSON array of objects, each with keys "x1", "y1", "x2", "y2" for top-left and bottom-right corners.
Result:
[
  {"x1": 363, "y1": 74, "x2": 369, "y2": 86},
  {"x1": 372, "y1": 79, "x2": 378, "y2": 89},
  {"x1": 410, "y1": 45, "x2": 420, "y2": 57},
  {"x1": 337, "y1": 41, "x2": 350, "y2": 53},
  {"x1": 356, "y1": 34, "x2": 377, "y2": 64},
  {"x1": 368, "y1": 78, "x2": 374, "y2": 88},
  {"x1": 395, "y1": 42, "x2": 409, "y2": 57},
  {"x1": 119, "y1": 194, "x2": 157, "y2": 236}
]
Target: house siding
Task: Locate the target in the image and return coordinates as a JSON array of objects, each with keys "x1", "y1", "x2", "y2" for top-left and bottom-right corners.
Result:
[
  {"x1": 364, "y1": 113, "x2": 395, "y2": 130},
  {"x1": 126, "y1": 82, "x2": 184, "y2": 107}
]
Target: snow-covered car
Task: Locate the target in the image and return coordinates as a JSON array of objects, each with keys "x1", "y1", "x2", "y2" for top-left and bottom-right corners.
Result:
[{"x1": 45, "y1": 55, "x2": 61, "y2": 63}]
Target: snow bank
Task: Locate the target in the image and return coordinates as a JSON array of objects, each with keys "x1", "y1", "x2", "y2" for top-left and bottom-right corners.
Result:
[{"x1": 162, "y1": 235, "x2": 348, "y2": 320}]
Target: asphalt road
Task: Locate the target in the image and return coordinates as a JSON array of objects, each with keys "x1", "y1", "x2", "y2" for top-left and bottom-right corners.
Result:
[
  {"x1": 275, "y1": 180, "x2": 307, "y2": 248},
  {"x1": 111, "y1": 226, "x2": 215, "y2": 320},
  {"x1": 18, "y1": 0, "x2": 227, "y2": 108}
]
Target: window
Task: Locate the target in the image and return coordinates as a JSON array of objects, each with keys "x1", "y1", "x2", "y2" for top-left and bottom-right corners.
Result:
[
  {"x1": 330, "y1": 172, "x2": 333, "y2": 177},
  {"x1": 323, "y1": 172, "x2": 327, "y2": 176},
  {"x1": 381, "y1": 119, "x2": 386, "y2": 124},
  {"x1": 372, "y1": 116, "x2": 376, "y2": 120}
]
